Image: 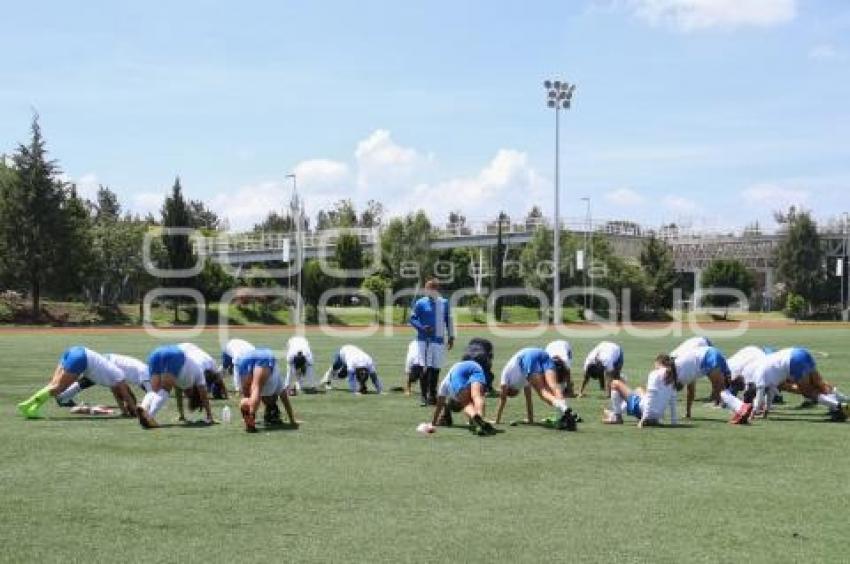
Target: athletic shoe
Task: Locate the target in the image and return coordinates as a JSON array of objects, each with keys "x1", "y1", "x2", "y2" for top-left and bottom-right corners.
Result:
[
  {"x1": 55, "y1": 397, "x2": 76, "y2": 408},
  {"x1": 136, "y1": 407, "x2": 156, "y2": 429},
  {"x1": 828, "y1": 405, "x2": 848, "y2": 423},
  {"x1": 729, "y1": 403, "x2": 754, "y2": 425},
  {"x1": 264, "y1": 404, "x2": 282, "y2": 425},
  {"x1": 419, "y1": 397, "x2": 428, "y2": 407},
  {"x1": 602, "y1": 410, "x2": 623, "y2": 425},
  {"x1": 773, "y1": 394, "x2": 785, "y2": 405},
  {"x1": 472, "y1": 415, "x2": 496, "y2": 436},
  {"x1": 427, "y1": 396, "x2": 437, "y2": 406},
  {"x1": 556, "y1": 409, "x2": 578, "y2": 431},
  {"x1": 241, "y1": 405, "x2": 258, "y2": 433}
]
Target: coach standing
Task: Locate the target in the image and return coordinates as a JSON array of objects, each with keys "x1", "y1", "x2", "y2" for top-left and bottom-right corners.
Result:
[{"x1": 410, "y1": 279, "x2": 454, "y2": 406}]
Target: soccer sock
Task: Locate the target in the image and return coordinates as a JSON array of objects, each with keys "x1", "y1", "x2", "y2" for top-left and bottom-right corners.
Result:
[
  {"x1": 148, "y1": 389, "x2": 170, "y2": 417},
  {"x1": 419, "y1": 369, "x2": 429, "y2": 400},
  {"x1": 552, "y1": 398, "x2": 569, "y2": 416},
  {"x1": 428, "y1": 369, "x2": 439, "y2": 399},
  {"x1": 831, "y1": 388, "x2": 848, "y2": 402},
  {"x1": 140, "y1": 391, "x2": 155, "y2": 411},
  {"x1": 721, "y1": 390, "x2": 744, "y2": 412},
  {"x1": 611, "y1": 390, "x2": 623, "y2": 416},
  {"x1": 817, "y1": 394, "x2": 840, "y2": 410},
  {"x1": 57, "y1": 383, "x2": 82, "y2": 403}
]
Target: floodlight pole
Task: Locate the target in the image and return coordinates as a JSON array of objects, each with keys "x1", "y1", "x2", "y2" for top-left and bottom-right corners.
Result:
[
  {"x1": 544, "y1": 79, "x2": 575, "y2": 323},
  {"x1": 286, "y1": 173, "x2": 302, "y2": 323}
]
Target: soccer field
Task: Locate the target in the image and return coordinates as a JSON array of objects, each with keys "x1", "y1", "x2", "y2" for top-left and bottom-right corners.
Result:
[{"x1": 1, "y1": 326, "x2": 849, "y2": 563}]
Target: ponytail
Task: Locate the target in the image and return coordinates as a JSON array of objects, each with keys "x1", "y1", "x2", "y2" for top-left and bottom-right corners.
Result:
[{"x1": 655, "y1": 353, "x2": 678, "y2": 387}]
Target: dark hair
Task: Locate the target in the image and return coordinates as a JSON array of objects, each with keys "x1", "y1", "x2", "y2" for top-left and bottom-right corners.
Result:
[
  {"x1": 586, "y1": 361, "x2": 604, "y2": 381},
  {"x1": 655, "y1": 354, "x2": 678, "y2": 387},
  {"x1": 186, "y1": 386, "x2": 203, "y2": 411},
  {"x1": 293, "y1": 352, "x2": 307, "y2": 372},
  {"x1": 355, "y1": 367, "x2": 369, "y2": 384}
]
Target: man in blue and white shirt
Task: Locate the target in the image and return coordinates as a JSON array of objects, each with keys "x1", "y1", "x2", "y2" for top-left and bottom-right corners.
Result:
[{"x1": 410, "y1": 279, "x2": 455, "y2": 406}]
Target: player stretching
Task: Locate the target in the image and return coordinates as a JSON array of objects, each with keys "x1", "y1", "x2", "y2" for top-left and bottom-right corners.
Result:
[
  {"x1": 603, "y1": 354, "x2": 679, "y2": 427},
  {"x1": 673, "y1": 345, "x2": 730, "y2": 419},
  {"x1": 579, "y1": 341, "x2": 624, "y2": 397},
  {"x1": 136, "y1": 345, "x2": 214, "y2": 429},
  {"x1": 750, "y1": 347, "x2": 849, "y2": 422},
  {"x1": 54, "y1": 352, "x2": 151, "y2": 408},
  {"x1": 410, "y1": 278, "x2": 455, "y2": 406},
  {"x1": 404, "y1": 340, "x2": 423, "y2": 396},
  {"x1": 17, "y1": 346, "x2": 138, "y2": 419},
  {"x1": 237, "y1": 348, "x2": 298, "y2": 433},
  {"x1": 321, "y1": 344, "x2": 384, "y2": 394},
  {"x1": 429, "y1": 360, "x2": 496, "y2": 436},
  {"x1": 285, "y1": 335, "x2": 316, "y2": 394},
  {"x1": 670, "y1": 336, "x2": 713, "y2": 357},
  {"x1": 221, "y1": 338, "x2": 256, "y2": 392},
  {"x1": 545, "y1": 339, "x2": 574, "y2": 396},
  {"x1": 493, "y1": 347, "x2": 577, "y2": 430}
]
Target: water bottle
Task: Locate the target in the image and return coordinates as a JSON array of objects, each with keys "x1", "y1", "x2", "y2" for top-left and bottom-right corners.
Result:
[{"x1": 221, "y1": 405, "x2": 232, "y2": 424}]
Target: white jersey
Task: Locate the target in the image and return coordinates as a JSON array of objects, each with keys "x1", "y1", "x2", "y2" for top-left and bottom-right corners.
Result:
[
  {"x1": 670, "y1": 336, "x2": 712, "y2": 358},
  {"x1": 339, "y1": 345, "x2": 375, "y2": 373},
  {"x1": 405, "y1": 340, "x2": 421, "y2": 373},
  {"x1": 81, "y1": 349, "x2": 125, "y2": 388},
  {"x1": 728, "y1": 346, "x2": 767, "y2": 384},
  {"x1": 750, "y1": 349, "x2": 795, "y2": 389},
  {"x1": 178, "y1": 343, "x2": 217, "y2": 374},
  {"x1": 545, "y1": 340, "x2": 572, "y2": 369},
  {"x1": 674, "y1": 346, "x2": 710, "y2": 386},
  {"x1": 500, "y1": 351, "x2": 527, "y2": 391},
  {"x1": 224, "y1": 338, "x2": 255, "y2": 367},
  {"x1": 583, "y1": 341, "x2": 622, "y2": 373},
  {"x1": 286, "y1": 336, "x2": 313, "y2": 365},
  {"x1": 640, "y1": 368, "x2": 678, "y2": 423},
  {"x1": 105, "y1": 353, "x2": 149, "y2": 389}
]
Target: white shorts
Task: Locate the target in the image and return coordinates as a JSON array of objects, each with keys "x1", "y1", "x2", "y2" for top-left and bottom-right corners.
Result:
[{"x1": 417, "y1": 341, "x2": 445, "y2": 369}]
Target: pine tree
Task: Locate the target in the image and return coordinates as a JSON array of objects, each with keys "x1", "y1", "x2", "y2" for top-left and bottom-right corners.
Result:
[
  {"x1": 776, "y1": 209, "x2": 824, "y2": 305},
  {"x1": 640, "y1": 234, "x2": 677, "y2": 312},
  {"x1": 161, "y1": 177, "x2": 196, "y2": 322},
  {"x1": 0, "y1": 115, "x2": 67, "y2": 318}
]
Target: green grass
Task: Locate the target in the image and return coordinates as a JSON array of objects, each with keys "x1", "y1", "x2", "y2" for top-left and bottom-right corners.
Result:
[{"x1": 1, "y1": 326, "x2": 849, "y2": 563}]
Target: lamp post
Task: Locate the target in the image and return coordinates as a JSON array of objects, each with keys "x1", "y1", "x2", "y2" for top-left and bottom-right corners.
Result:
[
  {"x1": 543, "y1": 79, "x2": 576, "y2": 322},
  {"x1": 581, "y1": 196, "x2": 590, "y2": 310},
  {"x1": 286, "y1": 173, "x2": 302, "y2": 323}
]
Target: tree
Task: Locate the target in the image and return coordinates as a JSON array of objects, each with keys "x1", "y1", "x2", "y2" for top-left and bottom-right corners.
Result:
[
  {"x1": 316, "y1": 199, "x2": 357, "y2": 229},
  {"x1": 161, "y1": 177, "x2": 196, "y2": 322},
  {"x1": 519, "y1": 227, "x2": 579, "y2": 303},
  {"x1": 359, "y1": 200, "x2": 384, "y2": 228},
  {"x1": 0, "y1": 115, "x2": 69, "y2": 317},
  {"x1": 302, "y1": 259, "x2": 334, "y2": 321},
  {"x1": 94, "y1": 185, "x2": 121, "y2": 222},
  {"x1": 335, "y1": 231, "x2": 364, "y2": 285},
  {"x1": 188, "y1": 199, "x2": 223, "y2": 231},
  {"x1": 640, "y1": 234, "x2": 677, "y2": 312},
  {"x1": 701, "y1": 259, "x2": 755, "y2": 319},
  {"x1": 775, "y1": 208, "x2": 825, "y2": 305},
  {"x1": 525, "y1": 205, "x2": 544, "y2": 230},
  {"x1": 253, "y1": 211, "x2": 295, "y2": 232},
  {"x1": 196, "y1": 259, "x2": 234, "y2": 314},
  {"x1": 379, "y1": 211, "x2": 434, "y2": 291},
  {"x1": 361, "y1": 274, "x2": 392, "y2": 306}
]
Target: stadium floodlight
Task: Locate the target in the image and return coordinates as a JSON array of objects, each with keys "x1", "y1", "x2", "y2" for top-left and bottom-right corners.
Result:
[{"x1": 543, "y1": 78, "x2": 576, "y2": 322}]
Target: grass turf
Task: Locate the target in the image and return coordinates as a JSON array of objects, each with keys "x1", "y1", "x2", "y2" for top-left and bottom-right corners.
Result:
[{"x1": 1, "y1": 326, "x2": 849, "y2": 563}]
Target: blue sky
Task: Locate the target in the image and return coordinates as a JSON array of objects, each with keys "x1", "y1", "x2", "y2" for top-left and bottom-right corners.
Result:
[{"x1": 1, "y1": 0, "x2": 847, "y2": 231}]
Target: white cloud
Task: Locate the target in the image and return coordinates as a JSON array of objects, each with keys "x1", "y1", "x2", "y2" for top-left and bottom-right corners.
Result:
[
  {"x1": 809, "y1": 44, "x2": 841, "y2": 61},
  {"x1": 604, "y1": 187, "x2": 645, "y2": 207},
  {"x1": 626, "y1": 0, "x2": 796, "y2": 31},
  {"x1": 292, "y1": 158, "x2": 350, "y2": 195},
  {"x1": 59, "y1": 172, "x2": 100, "y2": 201},
  {"x1": 354, "y1": 129, "x2": 431, "y2": 191},
  {"x1": 663, "y1": 194, "x2": 697, "y2": 213},
  {"x1": 742, "y1": 182, "x2": 809, "y2": 209},
  {"x1": 403, "y1": 149, "x2": 548, "y2": 222},
  {"x1": 210, "y1": 181, "x2": 289, "y2": 231}
]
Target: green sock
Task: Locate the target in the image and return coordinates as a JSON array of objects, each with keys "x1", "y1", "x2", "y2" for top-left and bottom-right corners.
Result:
[{"x1": 20, "y1": 386, "x2": 51, "y2": 408}]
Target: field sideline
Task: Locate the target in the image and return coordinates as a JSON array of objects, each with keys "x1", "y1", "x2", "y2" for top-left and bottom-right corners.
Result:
[{"x1": 2, "y1": 326, "x2": 849, "y2": 563}]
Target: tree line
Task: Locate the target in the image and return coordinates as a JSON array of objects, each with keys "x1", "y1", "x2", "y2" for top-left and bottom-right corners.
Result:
[{"x1": 0, "y1": 116, "x2": 840, "y2": 322}]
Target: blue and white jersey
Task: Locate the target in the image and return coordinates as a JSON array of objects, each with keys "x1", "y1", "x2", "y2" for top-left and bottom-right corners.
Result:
[
  {"x1": 147, "y1": 345, "x2": 206, "y2": 389},
  {"x1": 751, "y1": 347, "x2": 816, "y2": 389},
  {"x1": 410, "y1": 295, "x2": 454, "y2": 344},
  {"x1": 500, "y1": 348, "x2": 556, "y2": 390},
  {"x1": 60, "y1": 346, "x2": 124, "y2": 387},
  {"x1": 675, "y1": 346, "x2": 729, "y2": 386},
  {"x1": 236, "y1": 348, "x2": 283, "y2": 396},
  {"x1": 438, "y1": 360, "x2": 487, "y2": 399},
  {"x1": 671, "y1": 336, "x2": 713, "y2": 358}
]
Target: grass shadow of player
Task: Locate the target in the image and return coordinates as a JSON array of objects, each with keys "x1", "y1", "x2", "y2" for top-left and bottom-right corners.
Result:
[{"x1": 259, "y1": 422, "x2": 299, "y2": 432}]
